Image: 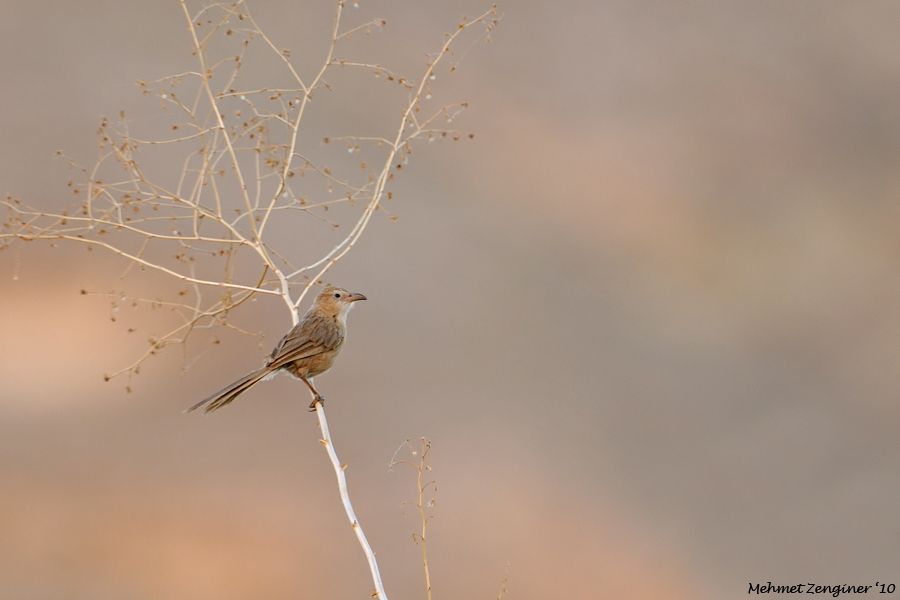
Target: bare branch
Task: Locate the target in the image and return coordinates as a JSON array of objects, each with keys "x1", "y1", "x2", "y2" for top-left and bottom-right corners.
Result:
[
  {"x1": 317, "y1": 403, "x2": 390, "y2": 600},
  {"x1": 292, "y1": 5, "x2": 499, "y2": 309}
]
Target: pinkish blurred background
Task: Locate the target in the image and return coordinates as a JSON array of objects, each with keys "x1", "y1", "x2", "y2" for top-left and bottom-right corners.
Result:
[{"x1": 1, "y1": 1, "x2": 898, "y2": 599}]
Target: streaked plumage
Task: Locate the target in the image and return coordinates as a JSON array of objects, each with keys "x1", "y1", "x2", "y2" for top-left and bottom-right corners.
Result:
[{"x1": 188, "y1": 286, "x2": 366, "y2": 413}]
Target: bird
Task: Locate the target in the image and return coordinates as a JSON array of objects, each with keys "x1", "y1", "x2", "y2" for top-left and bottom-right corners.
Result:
[{"x1": 187, "y1": 286, "x2": 367, "y2": 413}]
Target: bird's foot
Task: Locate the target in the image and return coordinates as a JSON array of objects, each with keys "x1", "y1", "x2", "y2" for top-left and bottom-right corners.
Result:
[{"x1": 308, "y1": 395, "x2": 325, "y2": 412}]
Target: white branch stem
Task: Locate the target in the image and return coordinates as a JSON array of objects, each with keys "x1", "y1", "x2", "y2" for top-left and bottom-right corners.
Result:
[
  {"x1": 14, "y1": 233, "x2": 277, "y2": 295},
  {"x1": 315, "y1": 403, "x2": 389, "y2": 600}
]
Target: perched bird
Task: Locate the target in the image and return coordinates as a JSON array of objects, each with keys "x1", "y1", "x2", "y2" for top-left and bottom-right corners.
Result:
[{"x1": 188, "y1": 286, "x2": 367, "y2": 413}]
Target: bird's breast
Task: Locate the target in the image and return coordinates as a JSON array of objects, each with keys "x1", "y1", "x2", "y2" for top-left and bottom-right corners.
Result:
[{"x1": 285, "y1": 348, "x2": 340, "y2": 378}]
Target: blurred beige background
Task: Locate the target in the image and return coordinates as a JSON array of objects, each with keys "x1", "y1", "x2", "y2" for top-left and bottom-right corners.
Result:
[{"x1": 1, "y1": 1, "x2": 899, "y2": 599}]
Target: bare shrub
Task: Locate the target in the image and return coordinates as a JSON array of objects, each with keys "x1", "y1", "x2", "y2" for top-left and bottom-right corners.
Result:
[{"x1": 1, "y1": 2, "x2": 498, "y2": 598}]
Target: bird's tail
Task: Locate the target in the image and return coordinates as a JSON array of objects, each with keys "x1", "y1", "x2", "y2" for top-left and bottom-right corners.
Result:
[{"x1": 187, "y1": 366, "x2": 272, "y2": 413}]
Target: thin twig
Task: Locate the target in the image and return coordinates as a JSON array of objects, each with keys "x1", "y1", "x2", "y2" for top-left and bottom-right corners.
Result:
[
  {"x1": 390, "y1": 438, "x2": 436, "y2": 600},
  {"x1": 315, "y1": 402, "x2": 390, "y2": 600}
]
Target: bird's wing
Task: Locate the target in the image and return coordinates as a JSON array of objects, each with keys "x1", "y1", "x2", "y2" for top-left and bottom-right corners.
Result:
[{"x1": 266, "y1": 313, "x2": 343, "y2": 371}]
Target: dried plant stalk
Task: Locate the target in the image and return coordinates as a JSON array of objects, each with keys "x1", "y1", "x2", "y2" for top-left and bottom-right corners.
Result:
[
  {"x1": 390, "y1": 439, "x2": 512, "y2": 600},
  {"x1": 390, "y1": 438, "x2": 437, "y2": 600},
  {"x1": 2, "y1": 1, "x2": 499, "y2": 597},
  {"x1": 318, "y1": 409, "x2": 389, "y2": 599}
]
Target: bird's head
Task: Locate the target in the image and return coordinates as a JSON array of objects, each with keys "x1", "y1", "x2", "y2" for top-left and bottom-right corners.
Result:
[{"x1": 314, "y1": 286, "x2": 367, "y2": 318}]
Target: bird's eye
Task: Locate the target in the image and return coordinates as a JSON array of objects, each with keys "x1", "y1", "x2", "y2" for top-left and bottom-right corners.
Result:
[{"x1": 334, "y1": 292, "x2": 341, "y2": 298}]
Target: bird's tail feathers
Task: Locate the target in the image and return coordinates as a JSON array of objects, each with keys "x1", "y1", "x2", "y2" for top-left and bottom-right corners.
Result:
[{"x1": 186, "y1": 367, "x2": 272, "y2": 413}]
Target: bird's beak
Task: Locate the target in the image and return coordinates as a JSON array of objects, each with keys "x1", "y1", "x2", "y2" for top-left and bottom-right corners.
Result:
[{"x1": 346, "y1": 292, "x2": 367, "y2": 302}]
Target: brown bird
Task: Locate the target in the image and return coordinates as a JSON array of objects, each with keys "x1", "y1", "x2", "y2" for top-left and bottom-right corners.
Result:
[{"x1": 188, "y1": 286, "x2": 367, "y2": 413}]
